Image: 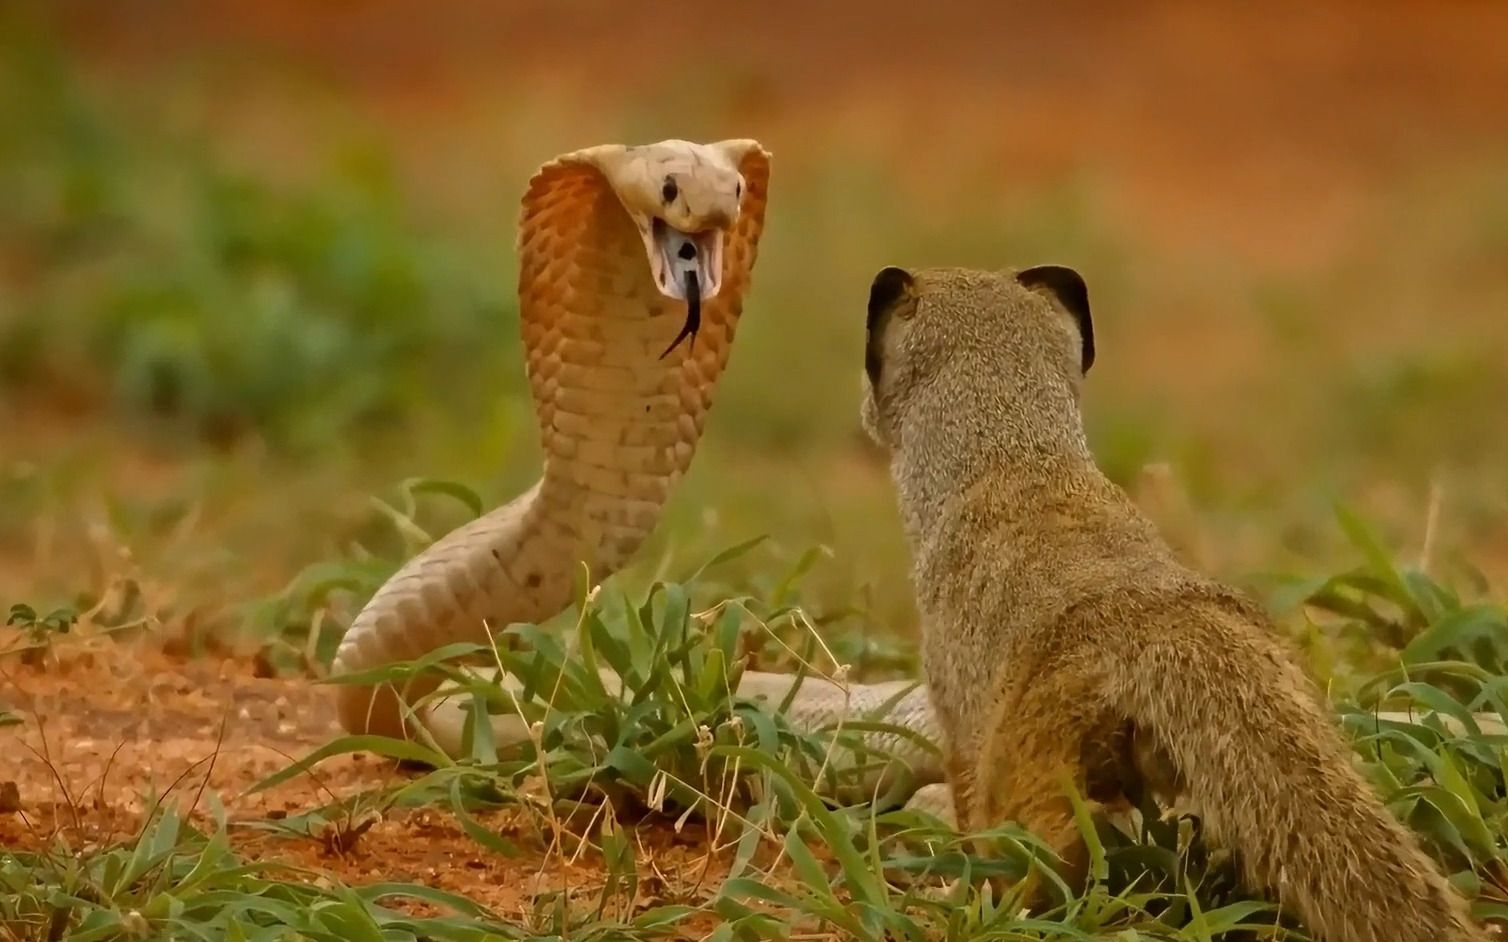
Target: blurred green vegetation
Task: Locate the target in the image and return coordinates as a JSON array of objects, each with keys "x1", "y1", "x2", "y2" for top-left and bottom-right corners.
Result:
[
  {"x1": 0, "y1": 27, "x2": 515, "y2": 454},
  {"x1": 2, "y1": 12, "x2": 1507, "y2": 640}
]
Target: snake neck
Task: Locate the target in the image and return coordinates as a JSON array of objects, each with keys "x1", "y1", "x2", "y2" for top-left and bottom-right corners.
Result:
[{"x1": 535, "y1": 457, "x2": 681, "y2": 573}]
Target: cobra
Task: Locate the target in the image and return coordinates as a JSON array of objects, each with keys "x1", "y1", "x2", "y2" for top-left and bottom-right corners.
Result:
[{"x1": 324, "y1": 138, "x2": 952, "y2": 815}]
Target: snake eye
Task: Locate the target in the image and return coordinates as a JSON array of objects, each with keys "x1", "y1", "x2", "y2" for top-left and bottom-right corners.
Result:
[
  {"x1": 735, "y1": 181, "x2": 742, "y2": 200},
  {"x1": 661, "y1": 177, "x2": 678, "y2": 204}
]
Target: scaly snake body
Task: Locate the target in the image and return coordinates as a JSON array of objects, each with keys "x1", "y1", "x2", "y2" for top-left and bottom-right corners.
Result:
[{"x1": 326, "y1": 138, "x2": 1500, "y2": 825}]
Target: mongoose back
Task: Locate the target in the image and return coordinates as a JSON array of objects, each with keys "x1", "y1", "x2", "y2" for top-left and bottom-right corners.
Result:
[{"x1": 859, "y1": 264, "x2": 1485, "y2": 942}]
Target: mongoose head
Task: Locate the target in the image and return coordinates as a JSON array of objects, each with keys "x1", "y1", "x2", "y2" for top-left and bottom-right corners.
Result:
[
  {"x1": 859, "y1": 266, "x2": 1096, "y2": 538},
  {"x1": 860, "y1": 264, "x2": 1095, "y2": 450}
]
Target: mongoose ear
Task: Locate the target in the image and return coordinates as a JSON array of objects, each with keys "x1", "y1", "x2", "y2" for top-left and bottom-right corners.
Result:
[
  {"x1": 867, "y1": 266, "x2": 915, "y2": 333},
  {"x1": 866, "y1": 266, "x2": 915, "y2": 385},
  {"x1": 1016, "y1": 265, "x2": 1095, "y2": 374}
]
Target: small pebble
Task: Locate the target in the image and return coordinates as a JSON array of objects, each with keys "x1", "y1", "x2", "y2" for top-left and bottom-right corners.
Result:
[{"x1": 0, "y1": 781, "x2": 20, "y2": 814}]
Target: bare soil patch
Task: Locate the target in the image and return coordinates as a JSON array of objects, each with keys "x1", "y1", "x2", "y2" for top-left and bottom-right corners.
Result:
[{"x1": 0, "y1": 635, "x2": 738, "y2": 920}]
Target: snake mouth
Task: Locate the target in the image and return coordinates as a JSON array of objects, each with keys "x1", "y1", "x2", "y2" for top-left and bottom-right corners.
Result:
[
  {"x1": 647, "y1": 218, "x2": 725, "y2": 358},
  {"x1": 648, "y1": 217, "x2": 724, "y2": 302}
]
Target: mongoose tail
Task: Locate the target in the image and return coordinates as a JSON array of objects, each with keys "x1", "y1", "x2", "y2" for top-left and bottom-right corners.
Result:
[{"x1": 1115, "y1": 591, "x2": 1486, "y2": 942}]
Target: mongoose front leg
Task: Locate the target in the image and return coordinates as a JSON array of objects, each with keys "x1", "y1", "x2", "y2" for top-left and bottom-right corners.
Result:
[
  {"x1": 964, "y1": 678, "x2": 1114, "y2": 912},
  {"x1": 944, "y1": 746, "x2": 977, "y2": 829}
]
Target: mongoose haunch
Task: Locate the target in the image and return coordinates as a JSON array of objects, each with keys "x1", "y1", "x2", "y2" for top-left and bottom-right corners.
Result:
[{"x1": 859, "y1": 264, "x2": 1485, "y2": 942}]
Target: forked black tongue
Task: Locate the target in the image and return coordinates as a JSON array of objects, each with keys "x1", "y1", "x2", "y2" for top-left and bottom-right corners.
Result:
[{"x1": 659, "y1": 267, "x2": 702, "y2": 360}]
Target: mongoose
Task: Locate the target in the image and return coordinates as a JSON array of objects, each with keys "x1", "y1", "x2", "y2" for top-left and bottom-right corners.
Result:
[{"x1": 859, "y1": 264, "x2": 1486, "y2": 942}]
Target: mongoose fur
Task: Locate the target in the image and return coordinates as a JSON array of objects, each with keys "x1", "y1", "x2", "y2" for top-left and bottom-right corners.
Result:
[{"x1": 859, "y1": 264, "x2": 1485, "y2": 942}]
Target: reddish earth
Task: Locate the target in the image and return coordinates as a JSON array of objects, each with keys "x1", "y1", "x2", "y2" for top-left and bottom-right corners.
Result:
[{"x1": 0, "y1": 631, "x2": 748, "y2": 925}]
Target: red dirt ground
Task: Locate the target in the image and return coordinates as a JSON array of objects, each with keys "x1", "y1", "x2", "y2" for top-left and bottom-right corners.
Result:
[{"x1": 0, "y1": 632, "x2": 747, "y2": 926}]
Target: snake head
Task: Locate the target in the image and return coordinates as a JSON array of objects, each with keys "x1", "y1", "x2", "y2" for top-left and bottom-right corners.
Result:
[{"x1": 604, "y1": 140, "x2": 750, "y2": 306}]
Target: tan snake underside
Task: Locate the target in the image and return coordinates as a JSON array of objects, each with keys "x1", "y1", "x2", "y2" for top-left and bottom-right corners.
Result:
[{"x1": 324, "y1": 138, "x2": 1501, "y2": 827}]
